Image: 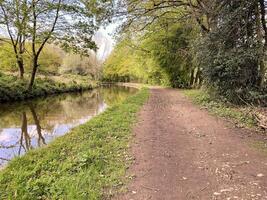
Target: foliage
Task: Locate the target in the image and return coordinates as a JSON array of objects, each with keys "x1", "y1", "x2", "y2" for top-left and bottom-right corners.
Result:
[
  {"x1": 38, "y1": 46, "x2": 63, "y2": 75},
  {"x1": 0, "y1": 88, "x2": 149, "y2": 200},
  {"x1": 61, "y1": 53, "x2": 100, "y2": 77},
  {"x1": 0, "y1": 0, "x2": 112, "y2": 87},
  {"x1": 103, "y1": 37, "x2": 170, "y2": 85},
  {"x1": 0, "y1": 43, "x2": 63, "y2": 75},
  {"x1": 143, "y1": 22, "x2": 197, "y2": 88},
  {"x1": 195, "y1": 0, "x2": 267, "y2": 105},
  {"x1": 183, "y1": 89, "x2": 257, "y2": 128},
  {"x1": 111, "y1": 0, "x2": 267, "y2": 105},
  {"x1": 103, "y1": 20, "x2": 198, "y2": 88},
  {"x1": 0, "y1": 73, "x2": 96, "y2": 102},
  {"x1": 0, "y1": 41, "x2": 102, "y2": 77}
]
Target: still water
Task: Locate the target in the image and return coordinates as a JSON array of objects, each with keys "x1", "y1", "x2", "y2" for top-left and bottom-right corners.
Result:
[{"x1": 0, "y1": 86, "x2": 137, "y2": 167}]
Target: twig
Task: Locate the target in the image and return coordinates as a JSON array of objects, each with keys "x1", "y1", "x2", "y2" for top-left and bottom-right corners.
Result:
[
  {"x1": 0, "y1": 157, "x2": 10, "y2": 161},
  {"x1": 200, "y1": 185, "x2": 209, "y2": 191},
  {"x1": 141, "y1": 185, "x2": 159, "y2": 191}
]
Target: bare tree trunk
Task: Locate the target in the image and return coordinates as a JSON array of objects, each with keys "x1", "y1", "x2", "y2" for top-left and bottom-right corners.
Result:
[
  {"x1": 17, "y1": 57, "x2": 24, "y2": 79},
  {"x1": 28, "y1": 57, "x2": 38, "y2": 90},
  {"x1": 28, "y1": 0, "x2": 61, "y2": 90}
]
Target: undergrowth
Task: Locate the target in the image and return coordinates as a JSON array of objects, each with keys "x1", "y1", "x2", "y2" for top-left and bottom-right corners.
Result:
[
  {"x1": 183, "y1": 89, "x2": 257, "y2": 128},
  {"x1": 0, "y1": 73, "x2": 96, "y2": 102}
]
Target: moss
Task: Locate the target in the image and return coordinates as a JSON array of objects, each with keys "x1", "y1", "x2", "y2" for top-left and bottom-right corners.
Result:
[
  {"x1": 183, "y1": 89, "x2": 257, "y2": 128},
  {"x1": 0, "y1": 88, "x2": 149, "y2": 200}
]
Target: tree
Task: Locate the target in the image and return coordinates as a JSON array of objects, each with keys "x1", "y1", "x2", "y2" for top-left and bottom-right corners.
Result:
[
  {"x1": 0, "y1": 42, "x2": 63, "y2": 75},
  {"x1": 112, "y1": 0, "x2": 267, "y2": 104},
  {"x1": 257, "y1": 0, "x2": 267, "y2": 87},
  {"x1": 27, "y1": 0, "x2": 113, "y2": 89},
  {"x1": 1, "y1": 0, "x2": 113, "y2": 88},
  {"x1": 104, "y1": 17, "x2": 199, "y2": 88},
  {"x1": 115, "y1": 0, "x2": 214, "y2": 33},
  {"x1": 196, "y1": 0, "x2": 266, "y2": 104},
  {"x1": 143, "y1": 20, "x2": 198, "y2": 88},
  {"x1": 0, "y1": 0, "x2": 29, "y2": 78}
]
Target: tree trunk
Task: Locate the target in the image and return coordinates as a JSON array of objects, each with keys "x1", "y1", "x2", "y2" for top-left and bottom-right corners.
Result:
[
  {"x1": 28, "y1": 57, "x2": 38, "y2": 90},
  {"x1": 256, "y1": 1, "x2": 266, "y2": 88},
  {"x1": 259, "y1": 60, "x2": 266, "y2": 87},
  {"x1": 195, "y1": 67, "x2": 203, "y2": 88},
  {"x1": 17, "y1": 58, "x2": 24, "y2": 79},
  {"x1": 190, "y1": 69, "x2": 195, "y2": 87}
]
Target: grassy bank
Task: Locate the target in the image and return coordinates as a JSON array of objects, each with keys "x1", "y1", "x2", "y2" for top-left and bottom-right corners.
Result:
[
  {"x1": 0, "y1": 88, "x2": 149, "y2": 200},
  {"x1": 183, "y1": 89, "x2": 257, "y2": 129},
  {"x1": 0, "y1": 73, "x2": 97, "y2": 102}
]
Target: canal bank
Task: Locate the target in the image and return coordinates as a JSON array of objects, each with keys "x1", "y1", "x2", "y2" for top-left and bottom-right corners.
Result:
[
  {"x1": 0, "y1": 87, "x2": 149, "y2": 199},
  {"x1": 0, "y1": 73, "x2": 97, "y2": 103}
]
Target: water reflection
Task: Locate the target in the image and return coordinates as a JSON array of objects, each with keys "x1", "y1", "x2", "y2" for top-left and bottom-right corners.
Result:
[{"x1": 0, "y1": 86, "x2": 137, "y2": 167}]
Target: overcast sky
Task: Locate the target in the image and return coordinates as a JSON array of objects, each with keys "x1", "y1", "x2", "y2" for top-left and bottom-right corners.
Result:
[{"x1": 94, "y1": 23, "x2": 118, "y2": 61}]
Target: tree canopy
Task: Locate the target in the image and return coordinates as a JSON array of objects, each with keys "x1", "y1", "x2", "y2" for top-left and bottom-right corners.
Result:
[
  {"x1": 0, "y1": 0, "x2": 113, "y2": 88},
  {"x1": 104, "y1": 0, "x2": 267, "y2": 105}
]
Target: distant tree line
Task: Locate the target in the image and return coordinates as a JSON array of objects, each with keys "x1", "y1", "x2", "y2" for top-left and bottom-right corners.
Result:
[{"x1": 0, "y1": 42, "x2": 101, "y2": 78}]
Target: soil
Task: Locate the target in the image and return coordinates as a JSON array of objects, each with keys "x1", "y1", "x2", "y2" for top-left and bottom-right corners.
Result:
[{"x1": 115, "y1": 88, "x2": 267, "y2": 200}]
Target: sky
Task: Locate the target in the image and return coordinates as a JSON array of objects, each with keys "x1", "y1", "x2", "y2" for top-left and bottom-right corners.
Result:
[{"x1": 94, "y1": 23, "x2": 118, "y2": 61}]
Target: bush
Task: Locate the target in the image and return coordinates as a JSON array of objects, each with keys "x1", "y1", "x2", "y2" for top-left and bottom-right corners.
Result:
[{"x1": 0, "y1": 74, "x2": 94, "y2": 102}]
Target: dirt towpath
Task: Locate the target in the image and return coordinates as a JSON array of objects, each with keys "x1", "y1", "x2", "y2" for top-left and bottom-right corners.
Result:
[{"x1": 116, "y1": 88, "x2": 267, "y2": 200}]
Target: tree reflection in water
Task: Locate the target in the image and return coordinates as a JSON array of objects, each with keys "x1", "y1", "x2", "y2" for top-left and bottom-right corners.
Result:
[
  {"x1": 17, "y1": 105, "x2": 47, "y2": 156},
  {"x1": 19, "y1": 112, "x2": 32, "y2": 154},
  {"x1": 0, "y1": 86, "x2": 137, "y2": 167},
  {"x1": 0, "y1": 106, "x2": 45, "y2": 164},
  {"x1": 29, "y1": 104, "x2": 46, "y2": 148}
]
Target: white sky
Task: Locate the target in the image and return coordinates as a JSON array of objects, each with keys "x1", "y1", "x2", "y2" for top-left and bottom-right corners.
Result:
[{"x1": 94, "y1": 23, "x2": 118, "y2": 61}]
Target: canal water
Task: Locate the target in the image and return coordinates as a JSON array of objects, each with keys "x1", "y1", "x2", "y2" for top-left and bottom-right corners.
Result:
[{"x1": 0, "y1": 86, "x2": 137, "y2": 167}]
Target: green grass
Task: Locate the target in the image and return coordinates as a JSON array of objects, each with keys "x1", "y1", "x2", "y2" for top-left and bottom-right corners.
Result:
[
  {"x1": 0, "y1": 73, "x2": 97, "y2": 102},
  {"x1": 0, "y1": 88, "x2": 149, "y2": 200},
  {"x1": 183, "y1": 89, "x2": 257, "y2": 128}
]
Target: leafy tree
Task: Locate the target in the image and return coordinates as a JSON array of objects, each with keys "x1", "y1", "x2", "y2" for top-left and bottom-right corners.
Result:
[
  {"x1": 196, "y1": 0, "x2": 267, "y2": 104},
  {"x1": 0, "y1": 43, "x2": 63, "y2": 75},
  {"x1": 103, "y1": 37, "x2": 170, "y2": 85},
  {"x1": 28, "y1": 0, "x2": 99, "y2": 89},
  {"x1": 142, "y1": 21, "x2": 198, "y2": 88},
  {"x1": 111, "y1": 0, "x2": 267, "y2": 104},
  {"x1": 0, "y1": 0, "x2": 29, "y2": 78},
  {"x1": 1, "y1": 0, "x2": 113, "y2": 88}
]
